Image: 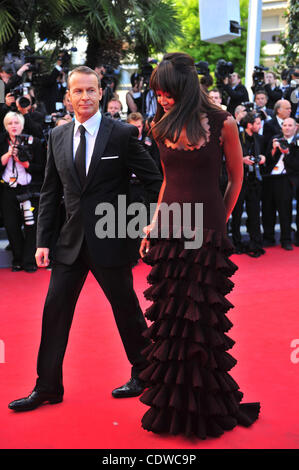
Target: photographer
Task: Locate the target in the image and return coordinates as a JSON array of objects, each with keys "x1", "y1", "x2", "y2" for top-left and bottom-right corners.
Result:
[
  {"x1": 254, "y1": 90, "x2": 273, "y2": 120},
  {"x1": 97, "y1": 65, "x2": 120, "y2": 113},
  {"x1": 263, "y1": 71, "x2": 283, "y2": 109},
  {"x1": 234, "y1": 104, "x2": 247, "y2": 132},
  {"x1": 262, "y1": 118, "x2": 299, "y2": 250},
  {"x1": 254, "y1": 90, "x2": 273, "y2": 134},
  {"x1": 0, "y1": 62, "x2": 31, "y2": 95},
  {"x1": 263, "y1": 99, "x2": 292, "y2": 146},
  {"x1": 222, "y1": 72, "x2": 249, "y2": 115},
  {"x1": 0, "y1": 111, "x2": 46, "y2": 272},
  {"x1": 231, "y1": 112, "x2": 266, "y2": 257},
  {"x1": 105, "y1": 98, "x2": 123, "y2": 120},
  {"x1": 126, "y1": 72, "x2": 143, "y2": 114},
  {"x1": 283, "y1": 67, "x2": 299, "y2": 119},
  {"x1": 38, "y1": 60, "x2": 68, "y2": 114},
  {"x1": 0, "y1": 91, "x2": 43, "y2": 137},
  {"x1": 208, "y1": 88, "x2": 227, "y2": 110}
]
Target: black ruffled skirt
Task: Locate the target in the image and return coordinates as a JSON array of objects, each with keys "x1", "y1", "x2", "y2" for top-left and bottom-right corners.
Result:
[{"x1": 139, "y1": 228, "x2": 260, "y2": 439}]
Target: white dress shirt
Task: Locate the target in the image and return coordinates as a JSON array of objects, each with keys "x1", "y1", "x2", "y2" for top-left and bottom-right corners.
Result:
[{"x1": 73, "y1": 110, "x2": 102, "y2": 174}]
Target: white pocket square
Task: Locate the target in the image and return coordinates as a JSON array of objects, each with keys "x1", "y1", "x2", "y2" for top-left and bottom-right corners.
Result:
[{"x1": 101, "y1": 155, "x2": 119, "y2": 160}]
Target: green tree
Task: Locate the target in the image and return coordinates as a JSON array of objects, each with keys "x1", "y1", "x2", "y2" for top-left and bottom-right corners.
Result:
[
  {"x1": 0, "y1": 0, "x2": 76, "y2": 54},
  {"x1": 70, "y1": 0, "x2": 181, "y2": 68},
  {"x1": 0, "y1": 0, "x2": 181, "y2": 69},
  {"x1": 276, "y1": 0, "x2": 299, "y2": 69}
]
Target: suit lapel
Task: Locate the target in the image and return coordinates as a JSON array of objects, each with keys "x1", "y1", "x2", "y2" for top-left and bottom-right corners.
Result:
[
  {"x1": 63, "y1": 121, "x2": 81, "y2": 191},
  {"x1": 83, "y1": 116, "x2": 114, "y2": 191}
]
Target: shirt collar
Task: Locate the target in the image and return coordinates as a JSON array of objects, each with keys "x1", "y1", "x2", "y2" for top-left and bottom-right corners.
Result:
[
  {"x1": 74, "y1": 110, "x2": 102, "y2": 136},
  {"x1": 276, "y1": 116, "x2": 284, "y2": 127}
]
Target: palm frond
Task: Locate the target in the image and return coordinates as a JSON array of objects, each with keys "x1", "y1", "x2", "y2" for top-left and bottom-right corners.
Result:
[{"x1": 0, "y1": 8, "x2": 16, "y2": 44}]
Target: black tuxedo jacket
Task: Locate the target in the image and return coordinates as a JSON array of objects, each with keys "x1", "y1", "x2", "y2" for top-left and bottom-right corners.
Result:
[
  {"x1": 262, "y1": 116, "x2": 282, "y2": 145},
  {"x1": 223, "y1": 83, "x2": 249, "y2": 114},
  {"x1": 264, "y1": 133, "x2": 299, "y2": 188},
  {"x1": 37, "y1": 116, "x2": 162, "y2": 267}
]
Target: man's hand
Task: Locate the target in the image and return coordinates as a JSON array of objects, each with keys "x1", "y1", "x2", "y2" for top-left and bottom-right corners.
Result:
[
  {"x1": 272, "y1": 139, "x2": 289, "y2": 154},
  {"x1": 17, "y1": 63, "x2": 31, "y2": 77},
  {"x1": 5, "y1": 92, "x2": 15, "y2": 107},
  {"x1": 35, "y1": 248, "x2": 50, "y2": 267},
  {"x1": 259, "y1": 155, "x2": 266, "y2": 165},
  {"x1": 243, "y1": 156, "x2": 254, "y2": 166}
]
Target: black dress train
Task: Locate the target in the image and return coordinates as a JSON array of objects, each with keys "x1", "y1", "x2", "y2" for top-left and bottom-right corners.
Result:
[{"x1": 139, "y1": 109, "x2": 260, "y2": 439}]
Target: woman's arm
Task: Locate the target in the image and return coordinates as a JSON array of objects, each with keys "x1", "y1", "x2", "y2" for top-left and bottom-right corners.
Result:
[
  {"x1": 221, "y1": 116, "x2": 244, "y2": 223},
  {"x1": 140, "y1": 161, "x2": 166, "y2": 257}
]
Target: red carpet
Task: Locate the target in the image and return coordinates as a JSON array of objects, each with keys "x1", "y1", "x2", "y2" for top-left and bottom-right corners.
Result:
[{"x1": 1, "y1": 246, "x2": 299, "y2": 449}]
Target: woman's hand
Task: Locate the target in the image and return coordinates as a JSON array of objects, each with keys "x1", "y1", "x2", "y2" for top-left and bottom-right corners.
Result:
[
  {"x1": 14, "y1": 156, "x2": 29, "y2": 169},
  {"x1": 1, "y1": 148, "x2": 13, "y2": 166},
  {"x1": 139, "y1": 223, "x2": 156, "y2": 258},
  {"x1": 13, "y1": 147, "x2": 29, "y2": 169},
  {"x1": 139, "y1": 237, "x2": 150, "y2": 258}
]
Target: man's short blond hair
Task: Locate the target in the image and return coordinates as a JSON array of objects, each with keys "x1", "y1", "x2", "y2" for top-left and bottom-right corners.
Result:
[{"x1": 67, "y1": 66, "x2": 101, "y2": 89}]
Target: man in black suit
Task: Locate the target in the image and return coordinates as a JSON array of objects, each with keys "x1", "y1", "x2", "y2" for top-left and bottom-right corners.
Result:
[
  {"x1": 262, "y1": 117, "x2": 299, "y2": 250},
  {"x1": 231, "y1": 112, "x2": 266, "y2": 257},
  {"x1": 261, "y1": 99, "x2": 292, "y2": 245},
  {"x1": 222, "y1": 72, "x2": 249, "y2": 115},
  {"x1": 8, "y1": 66, "x2": 162, "y2": 412},
  {"x1": 262, "y1": 99, "x2": 292, "y2": 145}
]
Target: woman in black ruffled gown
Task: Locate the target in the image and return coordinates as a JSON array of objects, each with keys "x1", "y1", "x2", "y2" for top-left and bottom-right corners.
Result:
[{"x1": 139, "y1": 53, "x2": 260, "y2": 439}]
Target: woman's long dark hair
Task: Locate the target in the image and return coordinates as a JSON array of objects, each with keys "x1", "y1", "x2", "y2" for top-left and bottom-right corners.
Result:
[{"x1": 150, "y1": 52, "x2": 221, "y2": 145}]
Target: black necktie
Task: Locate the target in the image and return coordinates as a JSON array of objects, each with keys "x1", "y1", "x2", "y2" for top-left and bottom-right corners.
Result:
[{"x1": 74, "y1": 124, "x2": 86, "y2": 187}]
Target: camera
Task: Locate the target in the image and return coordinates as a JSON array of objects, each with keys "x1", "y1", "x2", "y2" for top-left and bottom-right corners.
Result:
[
  {"x1": 16, "y1": 190, "x2": 40, "y2": 226},
  {"x1": 275, "y1": 137, "x2": 289, "y2": 150},
  {"x1": 140, "y1": 60, "x2": 157, "y2": 86},
  {"x1": 195, "y1": 61, "x2": 210, "y2": 76},
  {"x1": 215, "y1": 59, "x2": 234, "y2": 85},
  {"x1": 3, "y1": 46, "x2": 45, "y2": 75},
  {"x1": 9, "y1": 83, "x2": 31, "y2": 99},
  {"x1": 58, "y1": 48, "x2": 77, "y2": 74},
  {"x1": 44, "y1": 112, "x2": 66, "y2": 125},
  {"x1": 248, "y1": 154, "x2": 262, "y2": 181},
  {"x1": 104, "y1": 111, "x2": 121, "y2": 121},
  {"x1": 101, "y1": 65, "x2": 120, "y2": 91},
  {"x1": 242, "y1": 101, "x2": 255, "y2": 112},
  {"x1": 14, "y1": 134, "x2": 35, "y2": 162},
  {"x1": 252, "y1": 65, "x2": 268, "y2": 91},
  {"x1": 249, "y1": 155, "x2": 261, "y2": 164}
]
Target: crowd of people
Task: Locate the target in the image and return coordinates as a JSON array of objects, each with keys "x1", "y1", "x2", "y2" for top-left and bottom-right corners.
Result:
[{"x1": 0, "y1": 57, "x2": 298, "y2": 271}]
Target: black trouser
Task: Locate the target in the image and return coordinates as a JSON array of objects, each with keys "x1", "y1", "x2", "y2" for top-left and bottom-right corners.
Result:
[
  {"x1": 231, "y1": 176, "x2": 263, "y2": 250},
  {"x1": 262, "y1": 174, "x2": 293, "y2": 244},
  {"x1": 35, "y1": 240, "x2": 150, "y2": 395},
  {"x1": 0, "y1": 184, "x2": 38, "y2": 268}
]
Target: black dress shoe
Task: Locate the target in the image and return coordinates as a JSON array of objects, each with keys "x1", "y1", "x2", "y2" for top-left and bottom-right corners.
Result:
[
  {"x1": 112, "y1": 377, "x2": 145, "y2": 398},
  {"x1": 281, "y1": 242, "x2": 293, "y2": 251},
  {"x1": 24, "y1": 265, "x2": 38, "y2": 273},
  {"x1": 8, "y1": 390, "x2": 63, "y2": 412},
  {"x1": 248, "y1": 247, "x2": 266, "y2": 257},
  {"x1": 11, "y1": 264, "x2": 22, "y2": 272}
]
